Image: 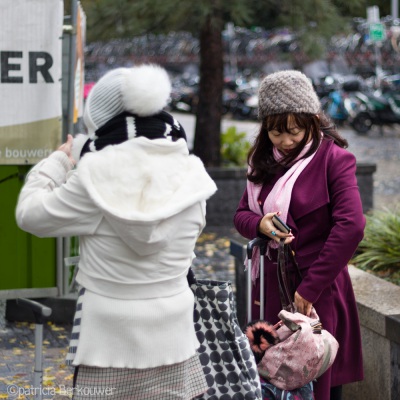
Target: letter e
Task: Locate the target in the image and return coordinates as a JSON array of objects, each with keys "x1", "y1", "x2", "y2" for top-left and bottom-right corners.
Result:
[{"x1": 1, "y1": 51, "x2": 23, "y2": 83}]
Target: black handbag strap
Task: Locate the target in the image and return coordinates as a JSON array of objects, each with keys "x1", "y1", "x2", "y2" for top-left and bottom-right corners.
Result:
[
  {"x1": 187, "y1": 267, "x2": 197, "y2": 286},
  {"x1": 277, "y1": 240, "x2": 302, "y2": 312}
]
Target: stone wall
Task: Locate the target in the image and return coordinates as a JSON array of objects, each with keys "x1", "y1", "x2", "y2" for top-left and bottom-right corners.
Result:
[
  {"x1": 344, "y1": 266, "x2": 400, "y2": 400},
  {"x1": 206, "y1": 167, "x2": 247, "y2": 228}
]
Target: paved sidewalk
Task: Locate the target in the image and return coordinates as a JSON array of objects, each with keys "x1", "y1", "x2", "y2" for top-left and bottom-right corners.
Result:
[
  {"x1": 0, "y1": 321, "x2": 73, "y2": 399},
  {"x1": 0, "y1": 227, "x2": 237, "y2": 399}
]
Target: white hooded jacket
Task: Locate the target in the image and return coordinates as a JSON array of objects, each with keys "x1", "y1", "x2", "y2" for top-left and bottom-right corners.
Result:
[{"x1": 16, "y1": 136, "x2": 217, "y2": 368}]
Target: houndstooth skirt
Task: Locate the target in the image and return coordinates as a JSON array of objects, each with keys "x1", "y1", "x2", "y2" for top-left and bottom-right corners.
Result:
[
  {"x1": 72, "y1": 357, "x2": 207, "y2": 399},
  {"x1": 67, "y1": 288, "x2": 207, "y2": 399}
]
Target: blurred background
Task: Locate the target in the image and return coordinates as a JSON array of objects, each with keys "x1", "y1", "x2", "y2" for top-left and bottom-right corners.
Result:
[
  {"x1": 67, "y1": 0, "x2": 400, "y2": 211},
  {"x1": 70, "y1": 1, "x2": 400, "y2": 162}
]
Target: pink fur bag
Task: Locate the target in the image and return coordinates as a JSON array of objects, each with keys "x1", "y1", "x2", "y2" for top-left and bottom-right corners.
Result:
[{"x1": 257, "y1": 308, "x2": 339, "y2": 391}]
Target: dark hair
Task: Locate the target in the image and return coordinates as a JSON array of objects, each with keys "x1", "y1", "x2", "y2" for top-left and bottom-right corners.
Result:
[{"x1": 247, "y1": 112, "x2": 348, "y2": 185}]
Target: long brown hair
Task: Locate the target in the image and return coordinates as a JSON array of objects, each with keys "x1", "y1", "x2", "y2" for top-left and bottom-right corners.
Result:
[{"x1": 247, "y1": 112, "x2": 348, "y2": 185}]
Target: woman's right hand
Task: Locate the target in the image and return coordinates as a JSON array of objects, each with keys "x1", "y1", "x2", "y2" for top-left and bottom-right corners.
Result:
[
  {"x1": 58, "y1": 134, "x2": 76, "y2": 166},
  {"x1": 258, "y1": 212, "x2": 294, "y2": 244}
]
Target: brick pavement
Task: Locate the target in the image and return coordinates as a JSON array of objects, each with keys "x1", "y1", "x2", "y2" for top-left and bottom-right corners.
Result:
[{"x1": 0, "y1": 321, "x2": 73, "y2": 399}]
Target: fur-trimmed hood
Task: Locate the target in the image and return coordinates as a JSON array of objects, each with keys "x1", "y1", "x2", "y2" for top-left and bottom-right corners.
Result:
[{"x1": 77, "y1": 137, "x2": 217, "y2": 255}]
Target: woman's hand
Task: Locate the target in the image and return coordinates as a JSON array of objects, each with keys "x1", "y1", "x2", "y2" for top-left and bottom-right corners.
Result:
[
  {"x1": 294, "y1": 291, "x2": 313, "y2": 317},
  {"x1": 258, "y1": 211, "x2": 294, "y2": 244},
  {"x1": 58, "y1": 134, "x2": 76, "y2": 165}
]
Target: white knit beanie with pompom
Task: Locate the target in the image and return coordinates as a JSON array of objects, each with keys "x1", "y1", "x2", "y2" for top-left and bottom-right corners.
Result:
[{"x1": 83, "y1": 64, "x2": 171, "y2": 136}]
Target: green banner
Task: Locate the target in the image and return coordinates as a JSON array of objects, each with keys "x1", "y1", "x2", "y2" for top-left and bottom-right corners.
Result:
[{"x1": 0, "y1": 118, "x2": 61, "y2": 165}]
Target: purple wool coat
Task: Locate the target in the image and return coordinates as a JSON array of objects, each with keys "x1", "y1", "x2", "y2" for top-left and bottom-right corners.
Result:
[{"x1": 234, "y1": 138, "x2": 365, "y2": 400}]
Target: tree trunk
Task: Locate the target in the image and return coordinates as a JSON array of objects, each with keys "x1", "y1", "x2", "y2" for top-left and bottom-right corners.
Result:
[{"x1": 193, "y1": 11, "x2": 224, "y2": 167}]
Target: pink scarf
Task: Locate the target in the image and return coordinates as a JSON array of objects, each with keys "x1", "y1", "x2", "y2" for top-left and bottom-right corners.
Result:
[{"x1": 246, "y1": 136, "x2": 322, "y2": 282}]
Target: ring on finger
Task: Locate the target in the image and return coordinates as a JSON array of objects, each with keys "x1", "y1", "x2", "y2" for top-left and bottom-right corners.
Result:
[{"x1": 271, "y1": 231, "x2": 277, "y2": 236}]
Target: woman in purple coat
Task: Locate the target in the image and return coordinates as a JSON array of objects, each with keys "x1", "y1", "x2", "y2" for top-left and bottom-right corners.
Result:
[{"x1": 234, "y1": 70, "x2": 365, "y2": 400}]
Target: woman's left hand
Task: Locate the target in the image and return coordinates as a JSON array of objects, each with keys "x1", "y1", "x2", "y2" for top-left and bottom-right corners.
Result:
[{"x1": 294, "y1": 291, "x2": 313, "y2": 317}]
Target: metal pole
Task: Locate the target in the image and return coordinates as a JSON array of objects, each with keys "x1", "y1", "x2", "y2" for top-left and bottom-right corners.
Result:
[
  {"x1": 56, "y1": 237, "x2": 64, "y2": 296},
  {"x1": 247, "y1": 259, "x2": 252, "y2": 322},
  {"x1": 259, "y1": 254, "x2": 265, "y2": 320},
  {"x1": 33, "y1": 324, "x2": 43, "y2": 400},
  {"x1": 66, "y1": 0, "x2": 78, "y2": 140},
  {"x1": 392, "y1": 0, "x2": 398, "y2": 20},
  {"x1": 59, "y1": 0, "x2": 78, "y2": 296},
  {"x1": 374, "y1": 42, "x2": 383, "y2": 88}
]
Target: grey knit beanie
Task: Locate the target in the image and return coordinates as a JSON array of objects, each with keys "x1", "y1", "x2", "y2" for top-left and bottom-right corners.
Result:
[
  {"x1": 258, "y1": 70, "x2": 321, "y2": 119},
  {"x1": 83, "y1": 64, "x2": 171, "y2": 136}
]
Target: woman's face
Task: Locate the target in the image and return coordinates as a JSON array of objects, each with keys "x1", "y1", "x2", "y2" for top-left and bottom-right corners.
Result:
[{"x1": 267, "y1": 115, "x2": 309, "y2": 155}]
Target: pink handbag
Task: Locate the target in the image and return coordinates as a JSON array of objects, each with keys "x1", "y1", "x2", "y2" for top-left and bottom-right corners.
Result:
[
  {"x1": 257, "y1": 307, "x2": 339, "y2": 391},
  {"x1": 246, "y1": 239, "x2": 339, "y2": 392}
]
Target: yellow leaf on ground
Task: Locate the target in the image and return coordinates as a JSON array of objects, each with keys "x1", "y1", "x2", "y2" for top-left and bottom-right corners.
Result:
[
  {"x1": 57, "y1": 335, "x2": 67, "y2": 339},
  {"x1": 49, "y1": 325, "x2": 64, "y2": 331}
]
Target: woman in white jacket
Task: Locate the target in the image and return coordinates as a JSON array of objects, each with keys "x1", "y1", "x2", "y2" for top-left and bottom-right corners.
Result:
[{"x1": 16, "y1": 65, "x2": 217, "y2": 399}]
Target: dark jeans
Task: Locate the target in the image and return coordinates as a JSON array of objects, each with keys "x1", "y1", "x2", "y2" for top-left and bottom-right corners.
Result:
[{"x1": 330, "y1": 385, "x2": 342, "y2": 400}]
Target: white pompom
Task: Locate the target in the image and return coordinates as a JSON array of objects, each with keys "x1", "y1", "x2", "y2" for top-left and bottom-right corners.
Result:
[{"x1": 121, "y1": 64, "x2": 171, "y2": 117}]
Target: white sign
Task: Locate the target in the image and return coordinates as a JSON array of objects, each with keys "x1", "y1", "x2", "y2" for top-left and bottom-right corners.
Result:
[
  {"x1": 0, "y1": 0, "x2": 63, "y2": 165},
  {"x1": 367, "y1": 6, "x2": 380, "y2": 23}
]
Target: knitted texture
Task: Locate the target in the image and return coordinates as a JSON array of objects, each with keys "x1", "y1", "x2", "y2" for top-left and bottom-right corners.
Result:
[
  {"x1": 80, "y1": 111, "x2": 187, "y2": 158},
  {"x1": 258, "y1": 70, "x2": 321, "y2": 119},
  {"x1": 84, "y1": 65, "x2": 171, "y2": 134}
]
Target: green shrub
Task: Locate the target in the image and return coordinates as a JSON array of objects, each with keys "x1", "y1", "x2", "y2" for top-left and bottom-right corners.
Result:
[
  {"x1": 221, "y1": 126, "x2": 251, "y2": 167},
  {"x1": 352, "y1": 208, "x2": 400, "y2": 286}
]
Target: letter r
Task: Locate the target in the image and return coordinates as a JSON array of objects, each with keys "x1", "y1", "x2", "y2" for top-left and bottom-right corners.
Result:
[{"x1": 29, "y1": 52, "x2": 54, "y2": 83}]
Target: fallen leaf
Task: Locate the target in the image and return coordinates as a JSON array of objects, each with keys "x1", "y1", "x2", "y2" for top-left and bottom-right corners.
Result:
[
  {"x1": 13, "y1": 373, "x2": 27, "y2": 378},
  {"x1": 56, "y1": 335, "x2": 67, "y2": 340},
  {"x1": 49, "y1": 325, "x2": 65, "y2": 332}
]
